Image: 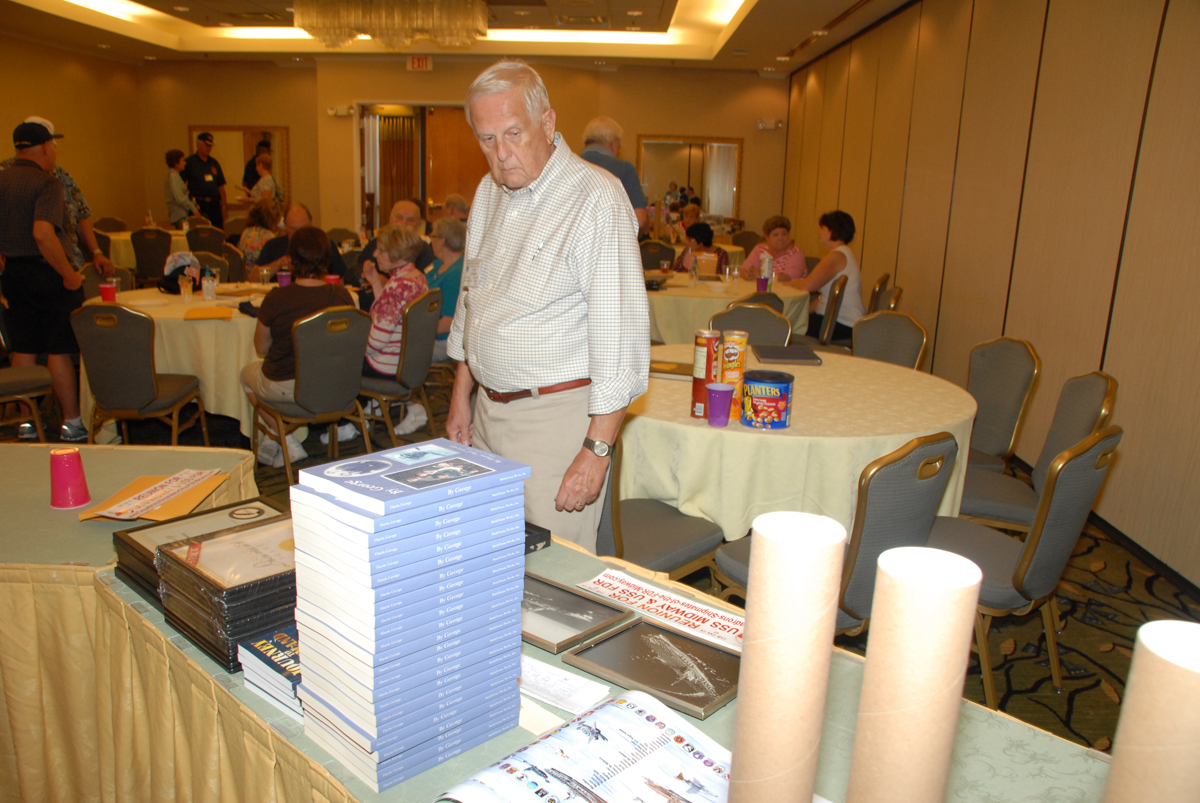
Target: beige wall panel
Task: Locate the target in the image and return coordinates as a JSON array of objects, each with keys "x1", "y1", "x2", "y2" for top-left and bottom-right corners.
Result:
[
  {"x1": 794, "y1": 62, "x2": 827, "y2": 255},
  {"x1": 893, "y1": 0, "x2": 974, "y2": 366},
  {"x1": 782, "y1": 70, "x2": 808, "y2": 233},
  {"x1": 1005, "y1": 0, "x2": 1164, "y2": 457},
  {"x1": 1097, "y1": 0, "x2": 1200, "y2": 584},
  {"x1": 933, "y1": 0, "x2": 1046, "y2": 386},
  {"x1": 859, "y1": 4, "x2": 921, "y2": 298},
  {"x1": 0, "y1": 35, "x2": 145, "y2": 230},
  {"x1": 838, "y1": 28, "x2": 881, "y2": 266},
  {"x1": 813, "y1": 46, "x2": 850, "y2": 233}
]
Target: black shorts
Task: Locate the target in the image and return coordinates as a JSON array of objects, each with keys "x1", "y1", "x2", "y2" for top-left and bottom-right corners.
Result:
[{"x1": 2, "y1": 257, "x2": 85, "y2": 354}]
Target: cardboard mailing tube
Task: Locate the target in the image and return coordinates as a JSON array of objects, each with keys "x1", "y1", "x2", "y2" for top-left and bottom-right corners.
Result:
[
  {"x1": 845, "y1": 547, "x2": 982, "y2": 803},
  {"x1": 729, "y1": 512, "x2": 847, "y2": 803},
  {"x1": 1102, "y1": 619, "x2": 1200, "y2": 802}
]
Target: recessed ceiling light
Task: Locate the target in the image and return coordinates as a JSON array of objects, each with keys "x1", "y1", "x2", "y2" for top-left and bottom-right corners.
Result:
[
  {"x1": 625, "y1": 25, "x2": 640, "y2": 30},
  {"x1": 144, "y1": 55, "x2": 156, "y2": 60},
  {"x1": 594, "y1": 60, "x2": 605, "y2": 65},
  {"x1": 513, "y1": 9, "x2": 530, "y2": 15},
  {"x1": 293, "y1": 57, "x2": 301, "y2": 61},
  {"x1": 173, "y1": 5, "x2": 189, "y2": 10},
  {"x1": 812, "y1": 29, "x2": 828, "y2": 36},
  {"x1": 219, "y1": 22, "x2": 233, "y2": 27},
  {"x1": 733, "y1": 49, "x2": 747, "y2": 57},
  {"x1": 285, "y1": 7, "x2": 294, "y2": 12},
  {"x1": 97, "y1": 43, "x2": 111, "y2": 49},
  {"x1": 626, "y1": 9, "x2": 643, "y2": 15},
  {"x1": 761, "y1": 67, "x2": 776, "y2": 71},
  {"x1": 356, "y1": 33, "x2": 371, "y2": 39},
  {"x1": 776, "y1": 56, "x2": 790, "y2": 62}
]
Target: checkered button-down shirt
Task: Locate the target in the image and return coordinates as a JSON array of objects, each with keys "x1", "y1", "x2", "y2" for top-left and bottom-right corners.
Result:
[{"x1": 448, "y1": 134, "x2": 649, "y2": 416}]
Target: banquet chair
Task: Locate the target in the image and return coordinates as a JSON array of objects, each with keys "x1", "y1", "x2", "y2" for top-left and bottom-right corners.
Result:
[
  {"x1": 360, "y1": 289, "x2": 442, "y2": 446},
  {"x1": 224, "y1": 216, "x2": 248, "y2": 241},
  {"x1": 251, "y1": 306, "x2": 371, "y2": 485},
  {"x1": 81, "y1": 263, "x2": 135, "y2": 299},
  {"x1": 0, "y1": 365, "x2": 54, "y2": 442},
  {"x1": 343, "y1": 250, "x2": 363, "y2": 287},
  {"x1": 186, "y1": 215, "x2": 210, "y2": 229},
  {"x1": 93, "y1": 230, "x2": 111, "y2": 260},
  {"x1": 851, "y1": 311, "x2": 928, "y2": 369},
  {"x1": 130, "y1": 227, "x2": 173, "y2": 282},
  {"x1": 927, "y1": 425, "x2": 1123, "y2": 709},
  {"x1": 712, "y1": 433, "x2": 960, "y2": 636},
  {"x1": 327, "y1": 228, "x2": 360, "y2": 248},
  {"x1": 965, "y1": 337, "x2": 1041, "y2": 474},
  {"x1": 709, "y1": 303, "x2": 791, "y2": 346},
  {"x1": 805, "y1": 255, "x2": 820, "y2": 273},
  {"x1": 732, "y1": 230, "x2": 761, "y2": 252},
  {"x1": 728, "y1": 292, "x2": 784, "y2": 314},
  {"x1": 867, "y1": 274, "x2": 890, "y2": 313},
  {"x1": 194, "y1": 252, "x2": 229, "y2": 283},
  {"x1": 873, "y1": 285, "x2": 902, "y2": 312},
  {"x1": 92, "y1": 217, "x2": 125, "y2": 233},
  {"x1": 70, "y1": 304, "x2": 209, "y2": 447},
  {"x1": 640, "y1": 240, "x2": 675, "y2": 273},
  {"x1": 958, "y1": 371, "x2": 1117, "y2": 532},
  {"x1": 595, "y1": 438, "x2": 723, "y2": 582},
  {"x1": 222, "y1": 243, "x2": 246, "y2": 283},
  {"x1": 793, "y1": 274, "x2": 848, "y2": 347},
  {"x1": 187, "y1": 225, "x2": 227, "y2": 256}
]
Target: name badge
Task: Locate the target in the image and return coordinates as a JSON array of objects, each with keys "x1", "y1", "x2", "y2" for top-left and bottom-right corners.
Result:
[
  {"x1": 462, "y1": 259, "x2": 482, "y2": 289},
  {"x1": 204, "y1": 174, "x2": 214, "y2": 182}
]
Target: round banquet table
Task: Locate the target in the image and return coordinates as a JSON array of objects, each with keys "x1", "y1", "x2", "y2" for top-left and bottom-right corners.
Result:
[
  {"x1": 619, "y1": 344, "x2": 978, "y2": 541},
  {"x1": 647, "y1": 276, "x2": 810, "y2": 344},
  {"x1": 105, "y1": 230, "x2": 190, "y2": 272},
  {"x1": 79, "y1": 284, "x2": 280, "y2": 440}
]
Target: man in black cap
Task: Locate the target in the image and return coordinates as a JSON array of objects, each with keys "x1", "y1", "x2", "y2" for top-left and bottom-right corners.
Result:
[
  {"x1": 182, "y1": 132, "x2": 226, "y2": 229},
  {"x1": 0, "y1": 122, "x2": 88, "y2": 442}
]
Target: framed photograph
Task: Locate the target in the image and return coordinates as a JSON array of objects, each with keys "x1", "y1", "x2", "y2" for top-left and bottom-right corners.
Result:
[
  {"x1": 521, "y1": 572, "x2": 635, "y2": 654},
  {"x1": 114, "y1": 497, "x2": 286, "y2": 565},
  {"x1": 562, "y1": 618, "x2": 740, "y2": 720}
]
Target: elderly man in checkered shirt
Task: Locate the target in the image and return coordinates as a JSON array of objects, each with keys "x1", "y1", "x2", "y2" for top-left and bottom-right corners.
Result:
[{"x1": 446, "y1": 61, "x2": 649, "y2": 553}]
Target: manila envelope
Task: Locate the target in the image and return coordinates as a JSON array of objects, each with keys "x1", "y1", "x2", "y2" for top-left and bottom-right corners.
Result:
[{"x1": 79, "y1": 474, "x2": 228, "y2": 522}]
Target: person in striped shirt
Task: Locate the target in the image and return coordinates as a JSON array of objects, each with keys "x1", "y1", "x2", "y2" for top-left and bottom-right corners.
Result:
[{"x1": 362, "y1": 223, "x2": 428, "y2": 380}]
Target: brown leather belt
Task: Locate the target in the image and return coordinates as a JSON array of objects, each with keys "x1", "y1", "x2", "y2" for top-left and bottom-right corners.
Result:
[{"x1": 483, "y1": 378, "x2": 591, "y2": 404}]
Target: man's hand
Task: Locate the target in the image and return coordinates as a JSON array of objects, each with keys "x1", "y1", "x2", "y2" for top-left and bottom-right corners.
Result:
[
  {"x1": 62, "y1": 269, "x2": 83, "y2": 292},
  {"x1": 445, "y1": 361, "x2": 476, "y2": 446},
  {"x1": 554, "y1": 449, "x2": 609, "y2": 512},
  {"x1": 94, "y1": 253, "x2": 117, "y2": 278}
]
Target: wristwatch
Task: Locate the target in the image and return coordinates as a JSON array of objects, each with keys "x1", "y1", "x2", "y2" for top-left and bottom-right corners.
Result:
[{"x1": 583, "y1": 437, "x2": 611, "y2": 458}]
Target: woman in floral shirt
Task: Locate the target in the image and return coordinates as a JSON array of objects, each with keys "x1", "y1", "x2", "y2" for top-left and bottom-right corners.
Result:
[
  {"x1": 238, "y1": 198, "x2": 282, "y2": 271},
  {"x1": 361, "y1": 223, "x2": 428, "y2": 379}
]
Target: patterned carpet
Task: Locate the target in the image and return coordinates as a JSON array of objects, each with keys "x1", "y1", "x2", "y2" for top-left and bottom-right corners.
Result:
[{"x1": 4, "y1": 391, "x2": 1198, "y2": 753}]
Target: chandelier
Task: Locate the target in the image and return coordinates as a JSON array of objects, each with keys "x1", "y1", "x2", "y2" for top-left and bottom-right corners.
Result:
[{"x1": 293, "y1": 0, "x2": 488, "y2": 50}]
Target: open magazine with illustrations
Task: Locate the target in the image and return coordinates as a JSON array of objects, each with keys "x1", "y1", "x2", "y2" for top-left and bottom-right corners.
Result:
[{"x1": 437, "y1": 690, "x2": 730, "y2": 803}]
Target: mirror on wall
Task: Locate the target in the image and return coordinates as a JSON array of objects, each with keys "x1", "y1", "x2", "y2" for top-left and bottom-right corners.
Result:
[
  {"x1": 636, "y1": 135, "x2": 742, "y2": 219},
  {"x1": 187, "y1": 125, "x2": 290, "y2": 215}
]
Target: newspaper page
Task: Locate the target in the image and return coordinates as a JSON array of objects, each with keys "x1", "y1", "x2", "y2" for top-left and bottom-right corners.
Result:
[
  {"x1": 578, "y1": 570, "x2": 746, "y2": 652},
  {"x1": 437, "y1": 689, "x2": 731, "y2": 803}
]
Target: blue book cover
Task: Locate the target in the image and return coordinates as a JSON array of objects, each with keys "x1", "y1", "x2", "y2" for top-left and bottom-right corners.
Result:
[
  {"x1": 237, "y1": 625, "x2": 301, "y2": 692},
  {"x1": 294, "y1": 553, "x2": 524, "y2": 609},
  {"x1": 298, "y1": 439, "x2": 531, "y2": 516},
  {"x1": 290, "y1": 482, "x2": 525, "y2": 539},
  {"x1": 293, "y1": 514, "x2": 525, "y2": 578},
  {"x1": 295, "y1": 532, "x2": 524, "y2": 590}
]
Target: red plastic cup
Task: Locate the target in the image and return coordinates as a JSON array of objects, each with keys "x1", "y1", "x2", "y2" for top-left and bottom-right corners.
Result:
[
  {"x1": 756, "y1": 277, "x2": 769, "y2": 292},
  {"x1": 99, "y1": 282, "x2": 117, "y2": 302},
  {"x1": 324, "y1": 274, "x2": 342, "y2": 285},
  {"x1": 49, "y1": 447, "x2": 92, "y2": 509},
  {"x1": 276, "y1": 271, "x2": 292, "y2": 287},
  {"x1": 706, "y1": 383, "x2": 735, "y2": 427}
]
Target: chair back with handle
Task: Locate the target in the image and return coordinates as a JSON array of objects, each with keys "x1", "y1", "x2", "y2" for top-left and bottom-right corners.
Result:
[
  {"x1": 71, "y1": 304, "x2": 158, "y2": 411},
  {"x1": 728, "y1": 292, "x2": 784, "y2": 314},
  {"x1": 395, "y1": 290, "x2": 442, "y2": 392},
  {"x1": 81, "y1": 263, "x2": 130, "y2": 299},
  {"x1": 224, "y1": 217, "x2": 248, "y2": 241},
  {"x1": 709, "y1": 303, "x2": 792, "y2": 346},
  {"x1": 874, "y1": 285, "x2": 901, "y2": 312},
  {"x1": 732, "y1": 230, "x2": 762, "y2": 252},
  {"x1": 186, "y1": 215, "x2": 210, "y2": 229},
  {"x1": 222, "y1": 243, "x2": 246, "y2": 283},
  {"x1": 131, "y1": 227, "x2": 173, "y2": 281},
  {"x1": 292, "y1": 307, "x2": 372, "y2": 415},
  {"x1": 92, "y1": 217, "x2": 125, "y2": 233},
  {"x1": 819, "y1": 274, "x2": 848, "y2": 345},
  {"x1": 327, "y1": 228, "x2": 361, "y2": 248},
  {"x1": 187, "y1": 226, "x2": 227, "y2": 256},
  {"x1": 967, "y1": 337, "x2": 1041, "y2": 464},
  {"x1": 194, "y1": 252, "x2": 229, "y2": 283},
  {"x1": 639, "y1": 240, "x2": 675, "y2": 272},
  {"x1": 1030, "y1": 372, "x2": 1117, "y2": 495},
  {"x1": 852, "y1": 311, "x2": 928, "y2": 369},
  {"x1": 867, "y1": 273, "x2": 890, "y2": 313},
  {"x1": 93, "y1": 230, "x2": 112, "y2": 259}
]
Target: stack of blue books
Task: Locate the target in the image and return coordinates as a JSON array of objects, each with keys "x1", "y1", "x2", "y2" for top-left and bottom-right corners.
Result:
[{"x1": 290, "y1": 439, "x2": 531, "y2": 792}]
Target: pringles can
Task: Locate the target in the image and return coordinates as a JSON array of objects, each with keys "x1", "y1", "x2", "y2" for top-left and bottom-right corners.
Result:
[
  {"x1": 719, "y1": 330, "x2": 749, "y2": 419},
  {"x1": 741, "y1": 370, "x2": 794, "y2": 429},
  {"x1": 691, "y1": 329, "x2": 721, "y2": 418}
]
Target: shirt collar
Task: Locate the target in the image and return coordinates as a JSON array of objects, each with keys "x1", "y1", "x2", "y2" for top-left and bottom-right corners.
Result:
[{"x1": 12, "y1": 158, "x2": 43, "y2": 171}]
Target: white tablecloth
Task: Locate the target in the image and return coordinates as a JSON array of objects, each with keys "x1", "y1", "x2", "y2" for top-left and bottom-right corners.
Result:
[
  {"x1": 106, "y1": 230, "x2": 190, "y2": 272},
  {"x1": 80, "y1": 285, "x2": 270, "y2": 439},
  {"x1": 647, "y1": 277, "x2": 810, "y2": 343},
  {"x1": 620, "y1": 344, "x2": 977, "y2": 540}
]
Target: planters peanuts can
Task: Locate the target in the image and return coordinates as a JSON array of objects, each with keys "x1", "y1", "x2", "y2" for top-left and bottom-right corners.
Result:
[{"x1": 740, "y1": 370, "x2": 794, "y2": 429}]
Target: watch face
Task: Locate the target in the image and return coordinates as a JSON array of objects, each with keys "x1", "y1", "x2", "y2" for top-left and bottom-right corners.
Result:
[{"x1": 590, "y1": 439, "x2": 610, "y2": 457}]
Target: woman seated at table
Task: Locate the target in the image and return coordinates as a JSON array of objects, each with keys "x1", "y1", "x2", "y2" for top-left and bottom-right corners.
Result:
[
  {"x1": 672, "y1": 222, "x2": 729, "y2": 276},
  {"x1": 672, "y1": 203, "x2": 702, "y2": 242},
  {"x1": 739, "y1": 215, "x2": 807, "y2": 282},
  {"x1": 238, "y1": 199, "x2": 282, "y2": 270},
  {"x1": 240, "y1": 226, "x2": 354, "y2": 466},
  {"x1": 795, "y1": 210, "x2": 866, "y2": 342},
  {"x1": 427, "y1": 216, "x2": 466, "y2": 364}
]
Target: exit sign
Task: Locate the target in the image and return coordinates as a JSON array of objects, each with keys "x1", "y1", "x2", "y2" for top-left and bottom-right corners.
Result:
[{"x1": 408, "y1": 55, "x2": 433, "y2": 71}]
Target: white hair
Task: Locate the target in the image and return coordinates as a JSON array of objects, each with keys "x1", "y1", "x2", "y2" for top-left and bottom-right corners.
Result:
[
  {"x1": 582, "y1": 116, "x2": 623, "y2": 146},
  {"x1": 465, "y1": 60, "x2": 551, "y2": 129}
]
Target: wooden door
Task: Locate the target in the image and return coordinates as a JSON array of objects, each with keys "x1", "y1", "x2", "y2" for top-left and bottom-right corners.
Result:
[{"x1": 425, "y1": 106, "x2": 491, "y2": 215}]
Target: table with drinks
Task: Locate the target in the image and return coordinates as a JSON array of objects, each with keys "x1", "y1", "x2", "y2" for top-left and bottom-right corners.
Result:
[
  {"x1": 644, "y1": 271, "x2": 810, "y2": 344},
  {"x1": 618, "y1": 342, "x2": 978, "y2": 542}
]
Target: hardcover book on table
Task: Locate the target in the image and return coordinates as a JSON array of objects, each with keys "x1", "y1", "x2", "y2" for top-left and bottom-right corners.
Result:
[
  {"x1": 238, "y1": 625, "x2": 301, "y2": 696},
  {"x1": 290, "y1": 482, "x2": 525, "y2": 538},
  {"x1": 293, "y1": 549, "x2": 524, "y2": 604},
  {"x1": 297, "y1": 439, "x2": 532, "y2": 516}
]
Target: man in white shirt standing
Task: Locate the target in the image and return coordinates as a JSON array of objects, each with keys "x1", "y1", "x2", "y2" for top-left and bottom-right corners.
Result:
[{"x1": 446, "y1": 61, "x2": 649, "y2": 553}]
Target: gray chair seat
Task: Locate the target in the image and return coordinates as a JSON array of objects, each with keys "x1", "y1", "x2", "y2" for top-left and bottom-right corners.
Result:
[
  {"x1": 0, "y1": 365, "x2": 52, "y2": 395},
  {"x1": 360, "y1": 375, "x2": 416, "y2": 396},
  {"x1": 258, "y1": 397, "x2": 356, "y2": 420},
  {"x1": 618, "y1": 499, "x2": 724, "y2": 573},
  {"x1": 139, "y1": 374, "x2": 200, "y2": 415},
  {"x1": 926, "y1": 516, "x2": 1029, "y2": 610},
  {"x1": 967, "y1": 447, "x2": 1006, "y2": 473},
  {"x1": 959, "y1": 466, "x2": 1038, "y2": 525}
]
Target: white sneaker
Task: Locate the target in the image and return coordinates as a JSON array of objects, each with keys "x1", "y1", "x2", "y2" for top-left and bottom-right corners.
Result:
[
  {"x1": 392, "y1": 403, "x2": 428, "y2": 436},
  {"x1": 363, "y1": 399, "x2": 382, "y2": 416},
  {"x1": 256, "y1": 437, "x2": 283, "y2": 467},
  {"x1": 284, "y1": 434, "x2": 308, "y2": 464},
  {"x1": 319, "y1": 422, "x2": 359, "y2": 445}
]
